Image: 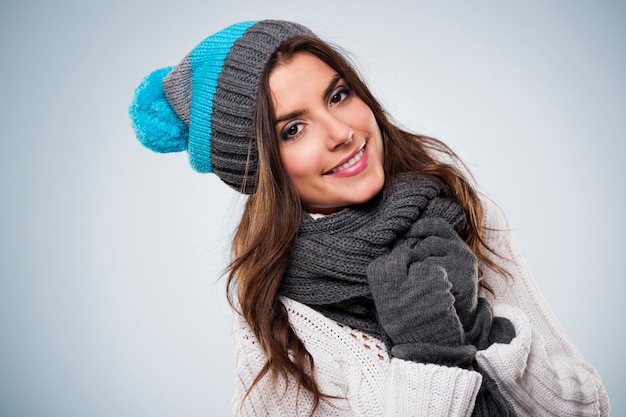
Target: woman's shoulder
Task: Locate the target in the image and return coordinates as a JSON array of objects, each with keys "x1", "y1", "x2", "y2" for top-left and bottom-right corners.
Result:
[{"x1": 479, "y1": 194, "x2": 510, "y2": 233}]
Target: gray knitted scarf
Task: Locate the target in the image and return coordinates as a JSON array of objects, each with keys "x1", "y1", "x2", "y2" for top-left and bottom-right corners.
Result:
[
  {"x1": 280, "y1": 175, "x2": 462, "y2": 339},
  {"x1": 280, "y1": 175, "x2": 516, "y2": 417}
]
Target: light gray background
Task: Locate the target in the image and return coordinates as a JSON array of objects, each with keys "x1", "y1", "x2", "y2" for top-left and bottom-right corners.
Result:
[{"x1": 1, "y1": 0, "x2": 624, "y2": 415}]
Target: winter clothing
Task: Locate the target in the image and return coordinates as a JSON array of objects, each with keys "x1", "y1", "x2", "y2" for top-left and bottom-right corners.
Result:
[
  {"x1": 233, "y1": 198, "x2": 610, "y2": 416},
  {"x1": 281, "y1": 176, "x2": 515, "y2": 416},
  {"x1": 129, "y1": 20, "x2": 314, "y2": 193}
]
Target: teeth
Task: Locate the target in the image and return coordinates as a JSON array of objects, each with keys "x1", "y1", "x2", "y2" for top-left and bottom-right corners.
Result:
[{"x1": 331, "y1": 146, "x2": 365, "y2": 173}]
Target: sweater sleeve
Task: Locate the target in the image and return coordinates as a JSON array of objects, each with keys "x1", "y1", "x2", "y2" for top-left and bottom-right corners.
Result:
[
  {"x1": 231, "y1": 299, "x2": 484, "y2": 416},
  {"x1": 383, "y1": 358, "x2": 482, "y2": 416},
  {"x1": 476, "y1": 198, "x2": 610, "y2": 417}
]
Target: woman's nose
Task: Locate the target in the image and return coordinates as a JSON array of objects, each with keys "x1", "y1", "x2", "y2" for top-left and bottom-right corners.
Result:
[{"x1": 324, "y1": 114, "x2": 353, "y2": 149}]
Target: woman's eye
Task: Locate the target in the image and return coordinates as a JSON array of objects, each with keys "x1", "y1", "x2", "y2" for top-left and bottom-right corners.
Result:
[
  {"x1": 329, "y1": 87, "x2": 351, "y2": 105},
  {"x1": 281, "y1": 122, "x2": 304, "y2": 140}
]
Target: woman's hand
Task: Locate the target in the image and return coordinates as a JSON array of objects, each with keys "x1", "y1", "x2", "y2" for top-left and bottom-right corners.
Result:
[{"x1": 367, "y1": 217, "x2": 478, "y2": 367}]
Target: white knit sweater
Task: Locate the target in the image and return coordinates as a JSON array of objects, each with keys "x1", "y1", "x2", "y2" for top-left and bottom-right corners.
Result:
[{"x1": 231, "y1": 198, "x2": 610, "y2": 416}]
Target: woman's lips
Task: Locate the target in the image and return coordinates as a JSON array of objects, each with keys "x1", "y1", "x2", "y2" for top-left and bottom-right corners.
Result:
[{"x1": 325, "y1": 141, "x2": 368, "y2": 177}]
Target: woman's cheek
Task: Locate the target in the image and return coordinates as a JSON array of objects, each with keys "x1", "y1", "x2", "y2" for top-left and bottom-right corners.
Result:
[{"x1": 280, "y1": 143, "x2": 319, "y2": 182}]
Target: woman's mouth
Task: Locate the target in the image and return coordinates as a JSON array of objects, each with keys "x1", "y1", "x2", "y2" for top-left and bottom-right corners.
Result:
[{"x1": 326, "y1": 141, "x2": 368, "y2": 176}]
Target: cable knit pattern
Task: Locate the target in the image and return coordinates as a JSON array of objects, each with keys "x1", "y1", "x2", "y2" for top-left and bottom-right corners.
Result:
[
  {"x1": 232, "y1": 197, "x2": 610, "y2": 416},
  {"x1": 476, "y1": 199, "x2": 610, "y2": 416},
  {"x1": 232, "y1": 297, "x2": 482, "y2": 417}
]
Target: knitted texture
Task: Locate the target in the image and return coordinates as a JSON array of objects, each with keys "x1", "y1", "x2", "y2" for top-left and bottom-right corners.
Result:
[
  {"x1": 130, "y1": 20, "x2": 314, "y2": 194},
  {"x1": 233, "y1": 199, "x2": 610, "y2": 416},
  {"x1": 366, "y1": 217, "x2": 478, "y2": 367},
  {"x1": 280, "y1": 175, "x2": 516, "y2": 416},
  {"x1": 280, "y1": 176, "x2": 446, "y2": 339},
  {"x1": 233, "y1": 296, "x2": 483, "y2": 417},
  {"x1": 281, "y1": 176, "x2": 468, "y2": 337}
]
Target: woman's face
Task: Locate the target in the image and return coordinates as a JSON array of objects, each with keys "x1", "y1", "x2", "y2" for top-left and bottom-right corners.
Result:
[{"x1": 269, "y1": 52, "x2": 385, "y2": 214}]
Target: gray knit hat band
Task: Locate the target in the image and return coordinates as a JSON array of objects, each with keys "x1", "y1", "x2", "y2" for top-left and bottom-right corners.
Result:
[
  {"x1": 210, "y1": 20, "x2": 314, "y2": 193},
  {"x1": 144, "y1": 20, "x2": 315, "y2": 194}
]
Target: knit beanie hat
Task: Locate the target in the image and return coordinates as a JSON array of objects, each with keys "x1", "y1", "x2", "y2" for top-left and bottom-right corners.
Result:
[{"x1": 129, "y1": 20, "x2": 315, "y2": 194}]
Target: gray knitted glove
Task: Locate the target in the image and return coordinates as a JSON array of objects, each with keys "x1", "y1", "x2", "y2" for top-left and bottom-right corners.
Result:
[
  {"x1": 413, "y1": 218, "x2": 516, "y2": 348},
  {"x1": 367, "y1": 217, "x2": 477, "y2": 367},
  {"x1": 410, "y1": 217, "x2": 479, "y2": 330}
]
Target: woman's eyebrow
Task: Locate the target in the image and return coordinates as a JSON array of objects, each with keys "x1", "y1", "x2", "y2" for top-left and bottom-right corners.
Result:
[
  {"x1": 324, "y1": 73, "x2": 343, "y2": 99},
  {"x1": 275, "y1": 109, "x2": 306, "y2": 125}
]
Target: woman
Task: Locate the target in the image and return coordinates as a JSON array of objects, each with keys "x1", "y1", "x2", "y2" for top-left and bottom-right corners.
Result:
[{"x1": 129, "y1": 20, "x2": 609, "y2": 416}]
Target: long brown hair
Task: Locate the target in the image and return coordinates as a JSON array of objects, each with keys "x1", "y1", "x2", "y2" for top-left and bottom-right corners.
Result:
[{"x1": 227, "y1": 35, "x2": 506, "y2": 415}]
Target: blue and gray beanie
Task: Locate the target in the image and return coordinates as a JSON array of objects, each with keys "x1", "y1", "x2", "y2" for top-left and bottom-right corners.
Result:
[{"x1": 129, "y1": 20, "x2": 314, "y2": 194}]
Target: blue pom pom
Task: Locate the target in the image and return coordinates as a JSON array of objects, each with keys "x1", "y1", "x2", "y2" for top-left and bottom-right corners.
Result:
[{"x1": 129, "y1": 67, "x2": 189, "y2": 153}]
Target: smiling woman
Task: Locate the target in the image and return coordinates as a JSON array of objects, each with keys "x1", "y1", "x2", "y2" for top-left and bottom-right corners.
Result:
[
  {"x1": 269, "y1": 51, "x2": 385, "y2": 214},
  {"x1": 129, "y1": 19, "x2": 609, "y2": 417}
]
